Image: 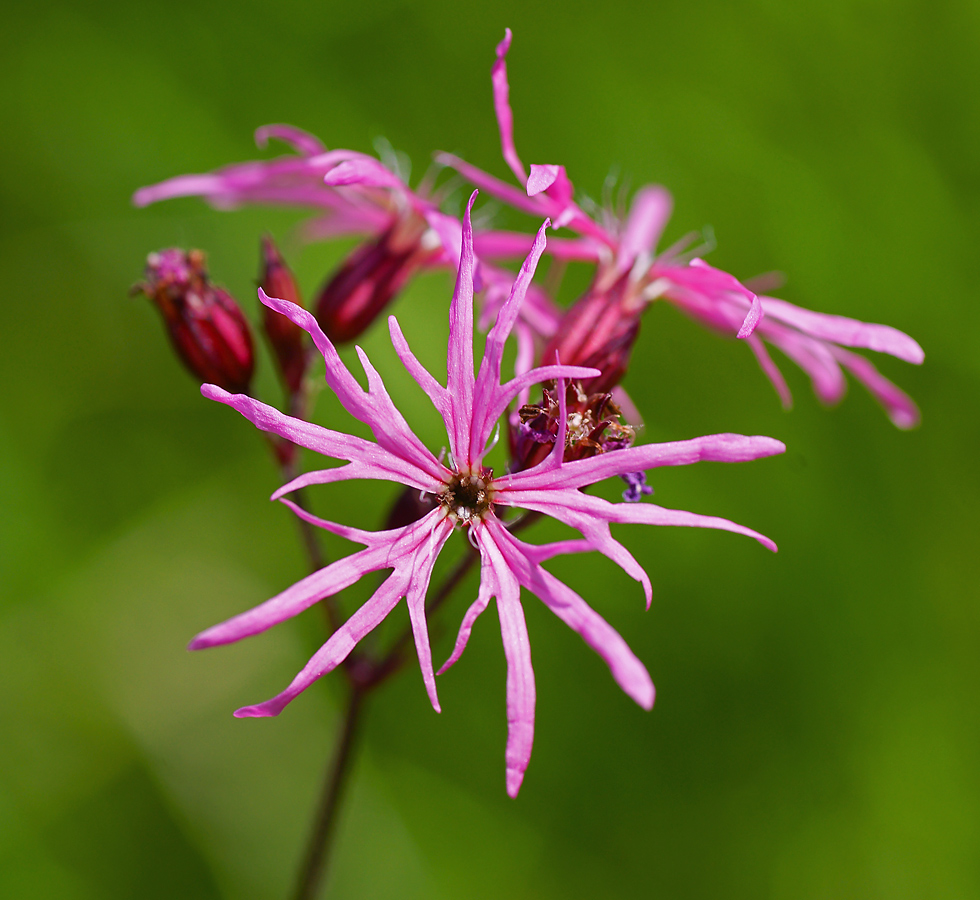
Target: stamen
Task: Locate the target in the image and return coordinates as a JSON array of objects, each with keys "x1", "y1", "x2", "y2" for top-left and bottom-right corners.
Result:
[{"x1": 439, "y1": 471, "x2": 494, "y2": 526}]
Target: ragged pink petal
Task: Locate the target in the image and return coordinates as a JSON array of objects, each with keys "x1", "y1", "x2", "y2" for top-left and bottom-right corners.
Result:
[
  {"x1": 611, "y1": 500, "x2": 779, "y2": 553},
  {"x1": 133, "y1": 174, "x2": 228, "y2": 208},
  {"x1": 134, "y1": 151, "x2": 376, "y2": 216},
  {"x1": 760, "y1": 296, "x2": 924, "y2": 364},
  {"x1": 499, "y1": 433, "x2": 786, "y2": 493},
  {"x1": 254, "y1": 124, "x2": 326, "y2": 156},
  {"x1": 475, "y1": 524, "x2": 535, "y2": 797},
  {"x1": 502, "y1": 487, "x2": 778, "y2": 554},
  {"x1": 618, "y1": 186, "x2": 673, "y2": 271},
  {"x1": 499, "y1": 586, "x2": 535, "y2": 798},
  {"x1": 680, "y1": 259, "x2": 762, "y2": 339},
  {"x1": 438, "y1": 554, "x2": 497, "y2": 674},
  {"x1": 323, "y1": 158, "x2": 407, "y2": 191},
  {"x1": 746, "y1": 335, "x2": 793, "y2": 409},
  {"x1": 488, "y1": 364, "x2": 601, "y2": 439},
  {"x1": 276, "y1": 498, "x2": 386, "y2": 546},
  {"x1": 272, "y1": 459, "x2": 435, "y2": 498},
  {"x1": 201, "y1": 384, "x2": 439, "y2": 490},
  {"x1": 258, "y1": 289, "x2": 445, "y2": 481},
  {"x1": 737, "y1": 292, "x2": 764, "y2": 339},
  {"x1": 473, "y1": 230, "x2": 602, "y2": 263},
  {"x1": 387, "y1": 316, "x2": 454, "y2": 425},
  {"x1": 446, "y1": 193, "x2": 479, "y2": 467},
  {"x1": 232, "y1": 511, "x2": 451, "y2": 717},
  {"x1": 202, "y1": 382, "x2": 441, "y2": 492},
  {"x1": 527, "y1": 165, "x2": 560, "y2": 197},
  {"x1": 190, "y1": 542, "x2": 391, "y2": 650},
  {"x1": 471, "y1": 219, "x2": 551, "y2": 452},
  {"x1": 404, "y1": 521, "x2": 454, "y2": 711},
  {"x1": 541, "y1": 166, "x2": 575, "y2": 210},
  {"x1": 492, "y1": 28, "x2": 527, "y2": 184},
  {"x1": 830, "y1": 346, "x2": 921, "y2": 429},
  {"x1": 489, "y1": 520, "x2": 654, "y2": 710},
  {"x1": 757, "y1": 322, "x2": 847, "y2": 404},
  {"x1": 234, "y1": 569, "x2": 411, "y2": 717},
  {"x1": 496, "y1": 489, "x2": 653, "y2": 606}
]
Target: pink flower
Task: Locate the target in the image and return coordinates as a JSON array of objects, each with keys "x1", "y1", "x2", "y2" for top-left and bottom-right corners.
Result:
[
  {"x1": 133, "y1": 125, "x2": 393, "y2": 236},
  {"x1": 135, "y1": 126, "x2": 456, "y2": 342},
  {"x1": 134, "y1": 124, "x2": 556, "y2": 348},
  {"x1": 193, "y1": 194, "x2": 784, "y2": 796},
  {"x1": 438, "y1": 30, "x2": 924, "y2": 428}
]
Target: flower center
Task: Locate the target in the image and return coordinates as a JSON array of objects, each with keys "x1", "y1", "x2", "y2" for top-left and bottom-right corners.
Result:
[{"x1": 440, "y1": 472, "x2": 494, "y2": 525}]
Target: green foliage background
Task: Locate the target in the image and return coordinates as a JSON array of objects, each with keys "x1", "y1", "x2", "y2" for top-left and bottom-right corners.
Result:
[{"x1": 1, "y1": 0, "x2": 977, "y2": 896}]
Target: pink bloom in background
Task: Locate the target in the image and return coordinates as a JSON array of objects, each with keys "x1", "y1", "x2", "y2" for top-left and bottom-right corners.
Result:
[
  {"x1": 134, "y1": 124, "x2": 396, "y2": 235},
  {"x1": 193, "y1": 194, "x2": 784, "y2": 796},
  {"x1": 438, "y1": 29, "x2": 924, "y2": 428},
  {"x1": 134, "y1": 126, "x2": 559, "y2": 349},
  {"x1": 135, "y1": 125, "x2": 451, "y2": 343}
]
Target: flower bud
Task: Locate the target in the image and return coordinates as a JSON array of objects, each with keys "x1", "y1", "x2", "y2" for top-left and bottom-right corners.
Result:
[
  {"x1": 541, "y1": 271, "x2": 642, "y2": 395},
  {"x1": 315, "y1": 212, "x2": 436, "y2": 343},
  {"x1": 382, "y1": 485, "x2": 439, "y2": 531},
  {"x1": 259, "y1": 236, "x2": 308, "y2": 395},
  {"x1": 134, "y1": 249, "x2": 255, "y2": 394}
]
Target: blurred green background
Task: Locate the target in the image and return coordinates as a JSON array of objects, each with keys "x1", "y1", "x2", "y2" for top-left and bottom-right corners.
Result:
[{"x1": 2, "y1": 0, "x2": 977, "y2": 897}]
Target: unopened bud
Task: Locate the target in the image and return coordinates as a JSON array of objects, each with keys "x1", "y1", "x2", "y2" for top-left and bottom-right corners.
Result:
[
  {"x1": 260, "y1": 236, "x2": 308, "y2": 395},
  {"x1": 133, "y1": 249, "x2": 254, "y2": 394},
  {"x1": 315, "y1": 213, "x2": 436, "y2": 343},
  {"x1": 541, "y1": 271, "x2": 642, "y2": 394},
  {"x1": 383, "y1": 486, "x2": 439, "y2": 531}
]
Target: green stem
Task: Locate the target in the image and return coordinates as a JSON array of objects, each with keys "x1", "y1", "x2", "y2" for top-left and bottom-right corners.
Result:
[{"x1": 290, "y1": 688, "x2": 365, "y2": 900}]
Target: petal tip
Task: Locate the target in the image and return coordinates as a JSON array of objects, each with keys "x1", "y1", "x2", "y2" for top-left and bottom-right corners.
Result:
[
  {"x1": 505, "y1": 768, "x2": 524, "y2": 798},
  {"x1": 200, "y1": 383, "x2": 229, "y2": 401},
  {"x1": 527, "y1": 164, "x2": 560, "y2": 197},
  {"x1": 640, "y1": 683, "x2": 656, "y2": 711},
  {"x1": 234, "y1": 704, "x2": 276, "y2": 718}
]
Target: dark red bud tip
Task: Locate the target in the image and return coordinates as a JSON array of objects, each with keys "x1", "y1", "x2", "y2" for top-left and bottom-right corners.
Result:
[
  {"x1": 259, "y1": 236, "x2": 308, "y2": 395},
  {"x1": 542, "y1": 271, "x2": 644, "y2": 394},
  {"x1": 383, "y1": 485, "x2": 439, "y2": 531},
  {"x1": 315, "y1": 213, "x2": 436, "y2": 344},
  {"x1": 135, "y1": 248, "x2": 255, "y2": 394}
]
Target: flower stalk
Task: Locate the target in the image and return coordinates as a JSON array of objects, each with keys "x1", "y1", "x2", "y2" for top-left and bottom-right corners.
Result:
[{"x1": 291, "y1": 687, "x2": 365, "y2": 900}]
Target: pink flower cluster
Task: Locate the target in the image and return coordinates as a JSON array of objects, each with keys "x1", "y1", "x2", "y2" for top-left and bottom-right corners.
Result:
[{"x1": 135, "y1": 31, "x2": 922, "y2": 795}]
